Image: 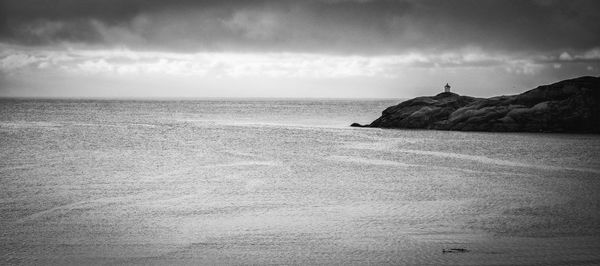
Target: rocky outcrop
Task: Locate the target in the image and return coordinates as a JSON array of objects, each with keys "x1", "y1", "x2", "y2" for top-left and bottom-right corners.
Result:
[{"x1": 352, "y1": 76, "x2": 600, "y2": 133}]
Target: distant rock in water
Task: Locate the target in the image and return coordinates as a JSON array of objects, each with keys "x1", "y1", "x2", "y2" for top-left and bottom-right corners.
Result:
[{"x1": 352, "y1": 76, "x2": 600, "y2": 133}]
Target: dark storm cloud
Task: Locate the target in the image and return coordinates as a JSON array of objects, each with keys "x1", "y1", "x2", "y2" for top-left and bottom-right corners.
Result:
[{"x1": 1, "y1": 0, "x2": 599, "y2": 54}]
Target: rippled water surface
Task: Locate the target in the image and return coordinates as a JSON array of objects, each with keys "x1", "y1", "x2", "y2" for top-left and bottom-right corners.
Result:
[{"x1": 1, "y1": 99, "x2": 599, "y2": 265}]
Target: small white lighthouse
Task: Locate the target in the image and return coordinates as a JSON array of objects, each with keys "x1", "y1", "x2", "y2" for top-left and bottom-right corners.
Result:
[{"x1": 444, "y1": 83, "x2": 451, "y2": 93}]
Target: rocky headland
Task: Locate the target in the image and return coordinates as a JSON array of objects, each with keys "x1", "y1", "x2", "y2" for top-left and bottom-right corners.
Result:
[{"x1": 352, "y1": 76, "x2": 600, "y2": 133}]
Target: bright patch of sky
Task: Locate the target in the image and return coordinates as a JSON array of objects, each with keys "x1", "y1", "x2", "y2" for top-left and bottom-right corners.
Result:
[{"x1": 1, "y1": 0, "x2": 599, "y2": 98}]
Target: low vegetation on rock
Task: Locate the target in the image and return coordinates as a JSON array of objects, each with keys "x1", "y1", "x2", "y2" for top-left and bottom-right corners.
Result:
[{"x1": 352, "y1": 76, "x2": 600, "y2": 133}]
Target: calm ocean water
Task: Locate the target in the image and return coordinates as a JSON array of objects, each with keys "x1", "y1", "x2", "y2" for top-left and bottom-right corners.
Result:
[{"x1": 1, "y1": 98, "x2": 599, "y2": 265}]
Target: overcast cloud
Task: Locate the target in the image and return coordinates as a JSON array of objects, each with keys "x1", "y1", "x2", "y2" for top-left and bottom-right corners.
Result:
[{"x1": 0, "y1": 0, "x2": 599, "y2": 98}]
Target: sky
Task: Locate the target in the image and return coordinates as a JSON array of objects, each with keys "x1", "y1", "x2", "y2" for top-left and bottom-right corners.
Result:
[{"x1": 1, "y1": 0, "x2": 599, "y2": 98}]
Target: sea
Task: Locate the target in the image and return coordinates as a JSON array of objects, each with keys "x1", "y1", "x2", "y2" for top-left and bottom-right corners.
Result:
[{"x1": 1, "y1": 98, "x2": 599, "y2": 265}]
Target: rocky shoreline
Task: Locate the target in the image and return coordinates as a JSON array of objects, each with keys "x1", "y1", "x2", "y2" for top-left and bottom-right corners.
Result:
[{"x1": 352, "y1": 76, "x2": 600, "y2": 133}]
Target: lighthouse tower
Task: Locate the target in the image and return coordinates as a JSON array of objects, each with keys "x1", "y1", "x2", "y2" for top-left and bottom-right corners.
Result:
[{"x1": 444, "y1": 83, "x2": 451, "y2": 93}]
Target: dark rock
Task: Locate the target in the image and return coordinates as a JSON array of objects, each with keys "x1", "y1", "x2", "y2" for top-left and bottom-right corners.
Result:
[
  {"x1": 350, "y1": 123, "x2": 368, "y2": 127},
  {"x1": 353, "y1": 76, "x2": 600, "y2": 133},
  {"x1": 443, "y1": 248, "x2": 469, "y2": 253}
]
